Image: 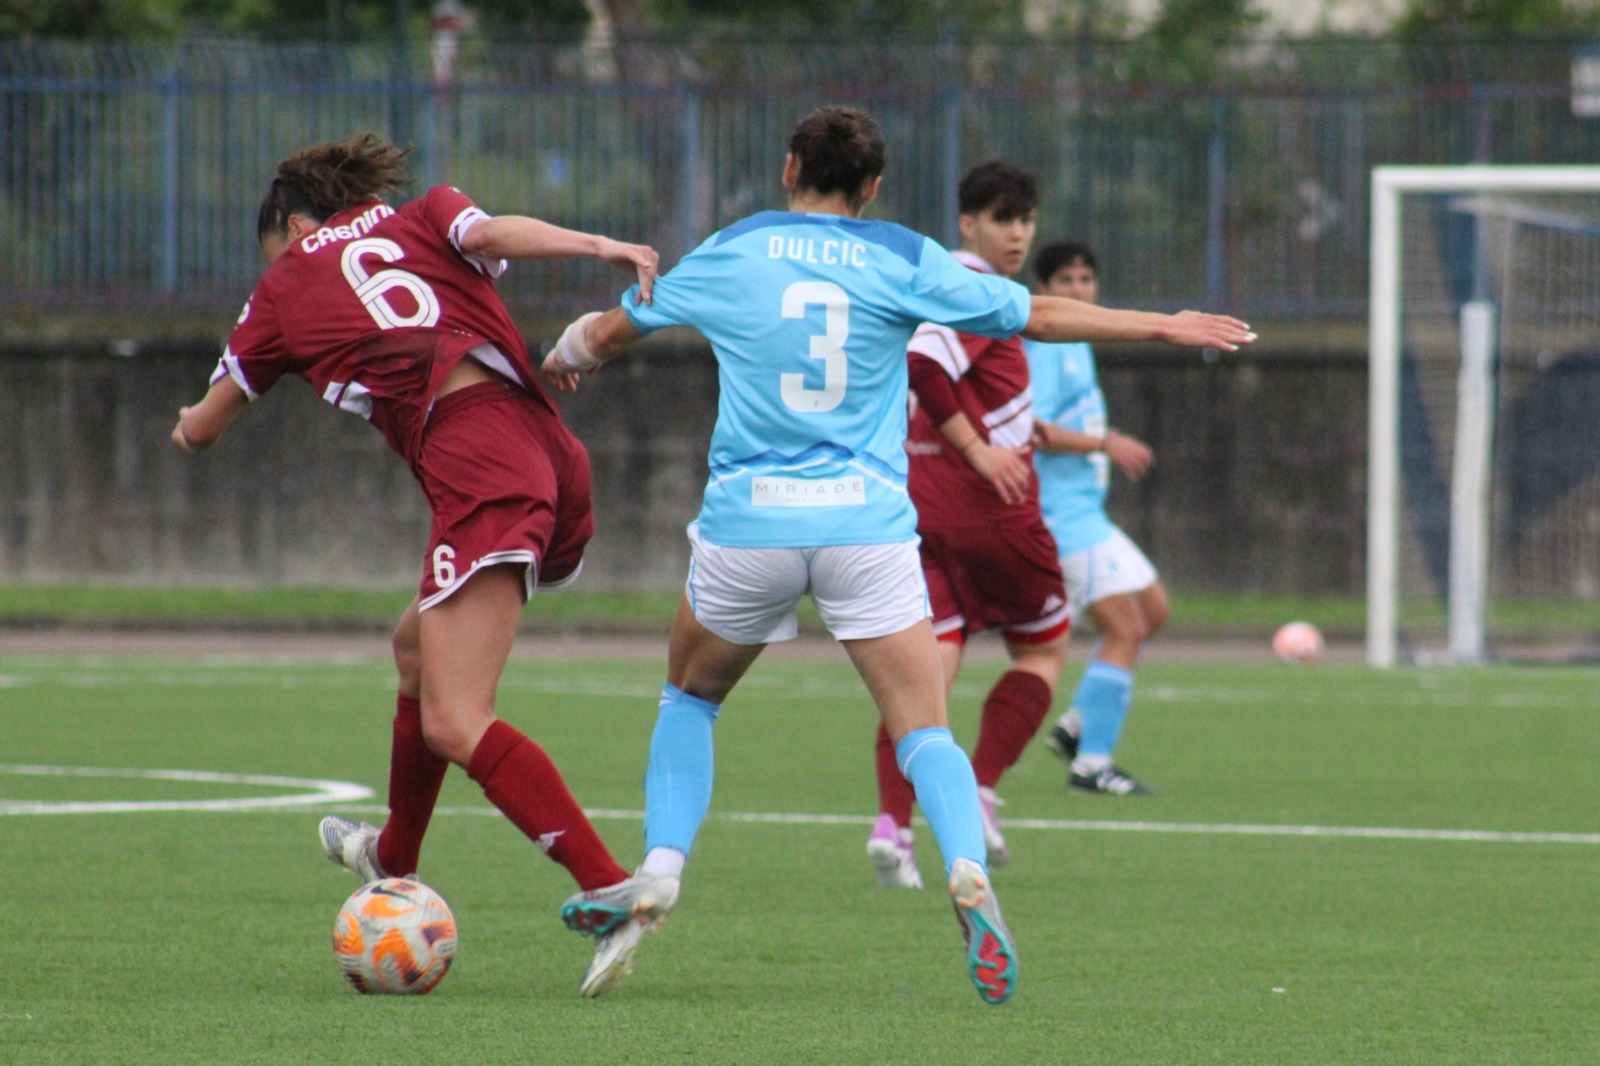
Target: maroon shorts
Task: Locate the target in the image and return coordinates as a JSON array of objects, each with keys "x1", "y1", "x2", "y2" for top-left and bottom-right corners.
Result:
[
  {"x1": 414, "y1": 382, "x2": 593, "y2": 609},
  {"x1": 919, "y1": 515, "x2": 1070, "y2": 646}
]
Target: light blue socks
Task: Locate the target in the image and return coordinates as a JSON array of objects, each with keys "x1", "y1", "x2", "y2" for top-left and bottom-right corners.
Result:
[
  {"x1": 1074, "y1": 661, "x2": 1134, "y2": 760},
  {"x1": 895, "y1": 726, "x2": 985, "y2": 874},
  {"x1": 643, "y1": 683, "x2": 721, "y2": 855}
]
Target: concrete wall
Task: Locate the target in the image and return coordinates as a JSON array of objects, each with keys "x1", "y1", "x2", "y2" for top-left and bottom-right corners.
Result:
[{"x1": 0, "y1": 335, "x2": 1368, "y2": 595}]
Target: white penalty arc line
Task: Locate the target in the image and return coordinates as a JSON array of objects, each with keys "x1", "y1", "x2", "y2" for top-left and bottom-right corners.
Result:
[{"x1": 0, "y1": 764, "x2": 373, "y2": 815}]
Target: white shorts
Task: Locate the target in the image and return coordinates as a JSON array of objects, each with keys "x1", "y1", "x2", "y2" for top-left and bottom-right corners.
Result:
[
  {"x1": 684, "y1": 525, "x2": 931, "y2": 645},
  {"x1": 1060, "y1": 526, "x2": 1158, "y2": 620}
]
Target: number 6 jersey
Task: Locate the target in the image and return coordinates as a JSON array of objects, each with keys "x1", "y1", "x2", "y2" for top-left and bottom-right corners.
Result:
[
  {"x1": 621, "y1": 210, "x2": 1032, "y2": 548},
  {"x1": 212, "y1": 185, "x2": 554, "y2": 467}
]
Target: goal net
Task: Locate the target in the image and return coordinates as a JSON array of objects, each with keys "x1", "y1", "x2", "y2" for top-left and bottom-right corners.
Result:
[{"x1": 1369, "y1": 166, "x2": 1600, "y2": 666}]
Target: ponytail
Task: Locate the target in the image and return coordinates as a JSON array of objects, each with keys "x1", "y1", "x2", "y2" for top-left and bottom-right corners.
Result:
[{"x1": 257, "y1": 133, "x2": 413, "y2": 240}]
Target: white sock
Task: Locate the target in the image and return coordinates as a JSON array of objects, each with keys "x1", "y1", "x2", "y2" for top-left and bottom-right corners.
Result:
[
  {"x1": 640, "y1": 846, "x2": 686, "y2": 879},
  {"x1": 1072, "y1": 753, "x2": 1111, "y2": 775}
]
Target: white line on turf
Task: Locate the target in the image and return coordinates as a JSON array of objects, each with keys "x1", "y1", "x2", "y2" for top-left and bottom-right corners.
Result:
[
  {"x1": 333, "y1": 804, "x2": 1600, "y2": 845},
  {"x1": 4, "y1": 767, "x2": 1596, "y2": 845},
  {"x1": 0, "y1": 764, "x2": 372, "y2": 814}
]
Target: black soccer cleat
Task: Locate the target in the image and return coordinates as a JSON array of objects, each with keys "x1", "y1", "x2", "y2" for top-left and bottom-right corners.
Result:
[
  {"x1": 1068, "y1": 765, "x2": 1155, "y2": 796},
  {"x1": 1041, "y1": 722, "x2": 1079, "y2": 763}
]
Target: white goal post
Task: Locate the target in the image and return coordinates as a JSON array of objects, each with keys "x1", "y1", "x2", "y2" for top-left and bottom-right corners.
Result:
[{"x1": 1368, "y1": 165, "x2": 1600, "y2": 667}]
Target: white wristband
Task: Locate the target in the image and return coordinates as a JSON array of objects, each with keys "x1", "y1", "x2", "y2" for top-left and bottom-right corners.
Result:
[{"x1": 548, "y1": 312, "x2": 603, "y2": 373}]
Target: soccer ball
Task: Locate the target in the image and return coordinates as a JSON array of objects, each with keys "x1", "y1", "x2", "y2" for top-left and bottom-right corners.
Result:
[
  {"x1": 1272, "y1": 621, "x2": 1324, "y2": 664},
  {"x1": 333, "y1": 877, "x2": 458, "y2": 995}
]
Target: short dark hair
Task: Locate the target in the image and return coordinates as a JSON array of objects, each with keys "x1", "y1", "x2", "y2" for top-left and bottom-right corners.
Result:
[
  {"x1": 787, "y1": 106, "x2": 886, "y2": 210},
  {"x1": 957, "y1": 159, "x2": 1037, "y2": 221},
  {"x1": 1034, "y1": 239, "x2": 1098, "y2": 286}
]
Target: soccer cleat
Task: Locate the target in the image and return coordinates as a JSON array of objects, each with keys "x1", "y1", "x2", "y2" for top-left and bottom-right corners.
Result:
[
  {"x1": 578, "y1": 917, "x2": 650, "y2": 999},
  {"x1": 561, "y1": 872, "x2": 680, "y2": 939},
  {"x1": 1042, "y1": 720, "x2": 1080, "y2": 763},
  {"x1": 948, "y1": 857, "x2": 1018, "y2": 1005},
  {"x1": 1068, "y1": 765, "x2": 1155, "y2": 795},
  {"x1": 866, "y1": 813, "x2": 923, "y2": 889},
  {"x1": 562, "y1": 872, "x2": 679, "y2": 999},
  {"x1": 976, "y1": 786, "x2": 1010, "y2": 868},
  {"x1": 319, "y1": 816, "x2": 388, "y2": 882}
]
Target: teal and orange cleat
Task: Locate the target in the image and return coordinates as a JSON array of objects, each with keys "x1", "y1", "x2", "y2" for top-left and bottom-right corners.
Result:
[{"x1": 949, "y1": 857, "x2": 1018, "y2": 1005}]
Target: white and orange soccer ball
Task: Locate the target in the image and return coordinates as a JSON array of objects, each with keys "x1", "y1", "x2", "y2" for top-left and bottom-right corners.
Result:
[
  {"x1": 333, "y1": 877, "x2": 458, "y2": 995},
  {"x1": 1272, "y1": 621, "x2": 1324, "y2": 664}
]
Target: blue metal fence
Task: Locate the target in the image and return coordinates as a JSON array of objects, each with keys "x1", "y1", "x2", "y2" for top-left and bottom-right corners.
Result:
[{"x1": 3, "y1": 37, "x2": 1598, "y2": 318}]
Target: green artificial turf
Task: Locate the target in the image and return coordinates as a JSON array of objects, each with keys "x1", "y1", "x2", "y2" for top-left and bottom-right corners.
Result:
[{"x1": 1, "y1": 650, "x2": 1597, "y2": 1064}]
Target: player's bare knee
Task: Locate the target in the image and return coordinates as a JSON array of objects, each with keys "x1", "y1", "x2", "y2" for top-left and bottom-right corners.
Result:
[
  {"x1": 418, "y1": 711, "x2": 481, "y2": 766},
  {"x1": 391, "y1": 603, "x2": 423, "y2": 694},
  {"x1": 392, "y1": 628, "x2": 423, "y2": 695}
]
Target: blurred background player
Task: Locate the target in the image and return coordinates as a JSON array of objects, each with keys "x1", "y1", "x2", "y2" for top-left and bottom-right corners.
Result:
[
  {"x1": 867, "y1": 159, "x2": 1071, "y2": 885},
  {"x1": 546, "y1": 110, "x2": 1252, "y2": 1002},
  {"x1": 169, "y1": 134, "x2": 661, "y2": 979},
  {"x1": 1027, "y1": 239, "x2": 1169, "y2": 795}
]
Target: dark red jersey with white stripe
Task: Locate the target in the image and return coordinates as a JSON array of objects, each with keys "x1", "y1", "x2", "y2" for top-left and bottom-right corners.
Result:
[
  {"x1": 212, "y1": 185, "x2": 554, "y2": 467},
  {"x1": 905, "y1": 251, "x2": 1040, "y2": 531}
]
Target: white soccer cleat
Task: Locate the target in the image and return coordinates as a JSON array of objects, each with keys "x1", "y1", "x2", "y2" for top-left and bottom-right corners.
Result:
[
  {"x1": 579, "y1": 918, "x2": 650, "y2": 999},
  {"x1": 976, "y1": 786, "x2": 1010, "y2": 868},
  {"x1": 949, "y1": 857, "x2": 1018, "y2": 1005},
  {"x1": 561, "y1": 872, "x2": 680, "y2": 998},
  {"x1": 866, "y1": 813, "x2": 923, "y2": 889},
  {"x1": 319, "y1": 816, "x2": 387, "y2": 882},
  {"x1": 560, "y1": 872, "x2": 680, "y2": 937}
]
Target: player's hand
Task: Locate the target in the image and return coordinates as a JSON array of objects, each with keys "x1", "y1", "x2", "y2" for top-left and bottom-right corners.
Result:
[
  {"x1": 1105, "y1": 429, "x2": 1153, "y2": 480},
  {"x1": 1029, "y1": 419, "x2": 1053, "y2": 452},
  {"x1": 597, "y1": 238, "x2": 659, "y2": 304},
  {"x1": 539, "y1": 354, "x2": 584, "y2": 393},
  {"x1": 965, "y1": 440, "x2": 1033, "y2": 506},
  {"x1": 171, "y1": 408, "x2": 197, "y2": 452},
  {"x1": 1160, "y1": 311, "x2": 1256, "y2": 351}
]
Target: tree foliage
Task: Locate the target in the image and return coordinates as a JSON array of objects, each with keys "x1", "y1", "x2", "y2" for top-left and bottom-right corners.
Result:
[
  {"x1": 7, "y1": 0, "x2": 1600, "y2": 43},
  {"x1": 1398, "y1": 0, "x2": 1600, "y2": 36}
]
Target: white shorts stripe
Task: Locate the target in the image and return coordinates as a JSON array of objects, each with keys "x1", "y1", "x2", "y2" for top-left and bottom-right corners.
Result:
[{"x1": 419, "y1": 549, "x2": 537, "y2": 611}]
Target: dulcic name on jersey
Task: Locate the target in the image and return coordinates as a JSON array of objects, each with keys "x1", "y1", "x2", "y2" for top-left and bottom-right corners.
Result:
[{"x1": 767, "y1": 235, "x2": 868, "y2": 269}]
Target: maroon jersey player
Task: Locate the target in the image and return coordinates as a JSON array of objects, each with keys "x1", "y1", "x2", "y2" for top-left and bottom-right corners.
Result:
[
  {"x1": 869, "y1": 159, "x2": 1069, "y2": 884},
  {"x1": 171, "y1": 133, "x2": 663, "y2": 992}
]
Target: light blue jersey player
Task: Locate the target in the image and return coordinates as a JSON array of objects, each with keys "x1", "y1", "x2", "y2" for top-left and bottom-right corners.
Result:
[
  {"x1": 1026, "y1": 338, "x2": 1117, "y2": 556},
  {"x1": 540, "y1": 111, "x2": 1255, "y2": 1003},
  {"x1": 1027, "y1": 240, "x2": 1171, "y2": 797},
  {"x1": 623, "y1": 209, "x2": 1027, "y2": 551}
]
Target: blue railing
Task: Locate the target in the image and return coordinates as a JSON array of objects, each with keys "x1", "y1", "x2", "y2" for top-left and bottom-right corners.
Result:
[{"x1": 3, "y1": 37, "x2": 1598, "y2": 319}]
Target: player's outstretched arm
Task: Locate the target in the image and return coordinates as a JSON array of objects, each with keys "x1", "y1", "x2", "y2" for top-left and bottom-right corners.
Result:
[
  {"x1": 460, "y1": 217, "x2": 659, "y2": 302},
  {"x1": 1031, "y1": 421, "x2": 1153, "y2": 480},
  {"x1": 171, "y1": 376, "x2": 249, "y2": 453},
  {"x1": 1023, "y1": 296, "x2": 1255, "y2": 351},
  {"x1": 541, "y1": 307, "x2": 644, "y2": 393}
]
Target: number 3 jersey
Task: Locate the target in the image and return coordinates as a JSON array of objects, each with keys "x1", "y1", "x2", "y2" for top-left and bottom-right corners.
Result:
[
  {"x1": 622, "y1": 211, "x2": 1032, "y2": 548},
  {"x1": 212, "y1": 185, "x2": 554, "y2": 467}
]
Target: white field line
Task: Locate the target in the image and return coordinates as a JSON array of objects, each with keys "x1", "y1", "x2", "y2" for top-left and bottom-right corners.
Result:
[
  {"x1": 0, "y1": 764, "x2": 372, "y2": 814},
  {"x1": 1, "y1": 765, "x2": 1595, "y2": 843},
  {"x1": 2, "y1": 667, "x2": 1594, "y2": 710}
]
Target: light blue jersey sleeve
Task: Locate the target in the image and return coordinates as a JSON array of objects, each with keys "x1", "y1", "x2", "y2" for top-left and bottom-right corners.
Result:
[
  {"x1": 1025, "y1": 338, "x2": 1115, "y2": 556},
  {"x1": 895, "y1": 239, "x2": 1033, "y2": 339},
  {"x1": 618, "y1": 212, "x2": 1031, "y2": 548}
]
